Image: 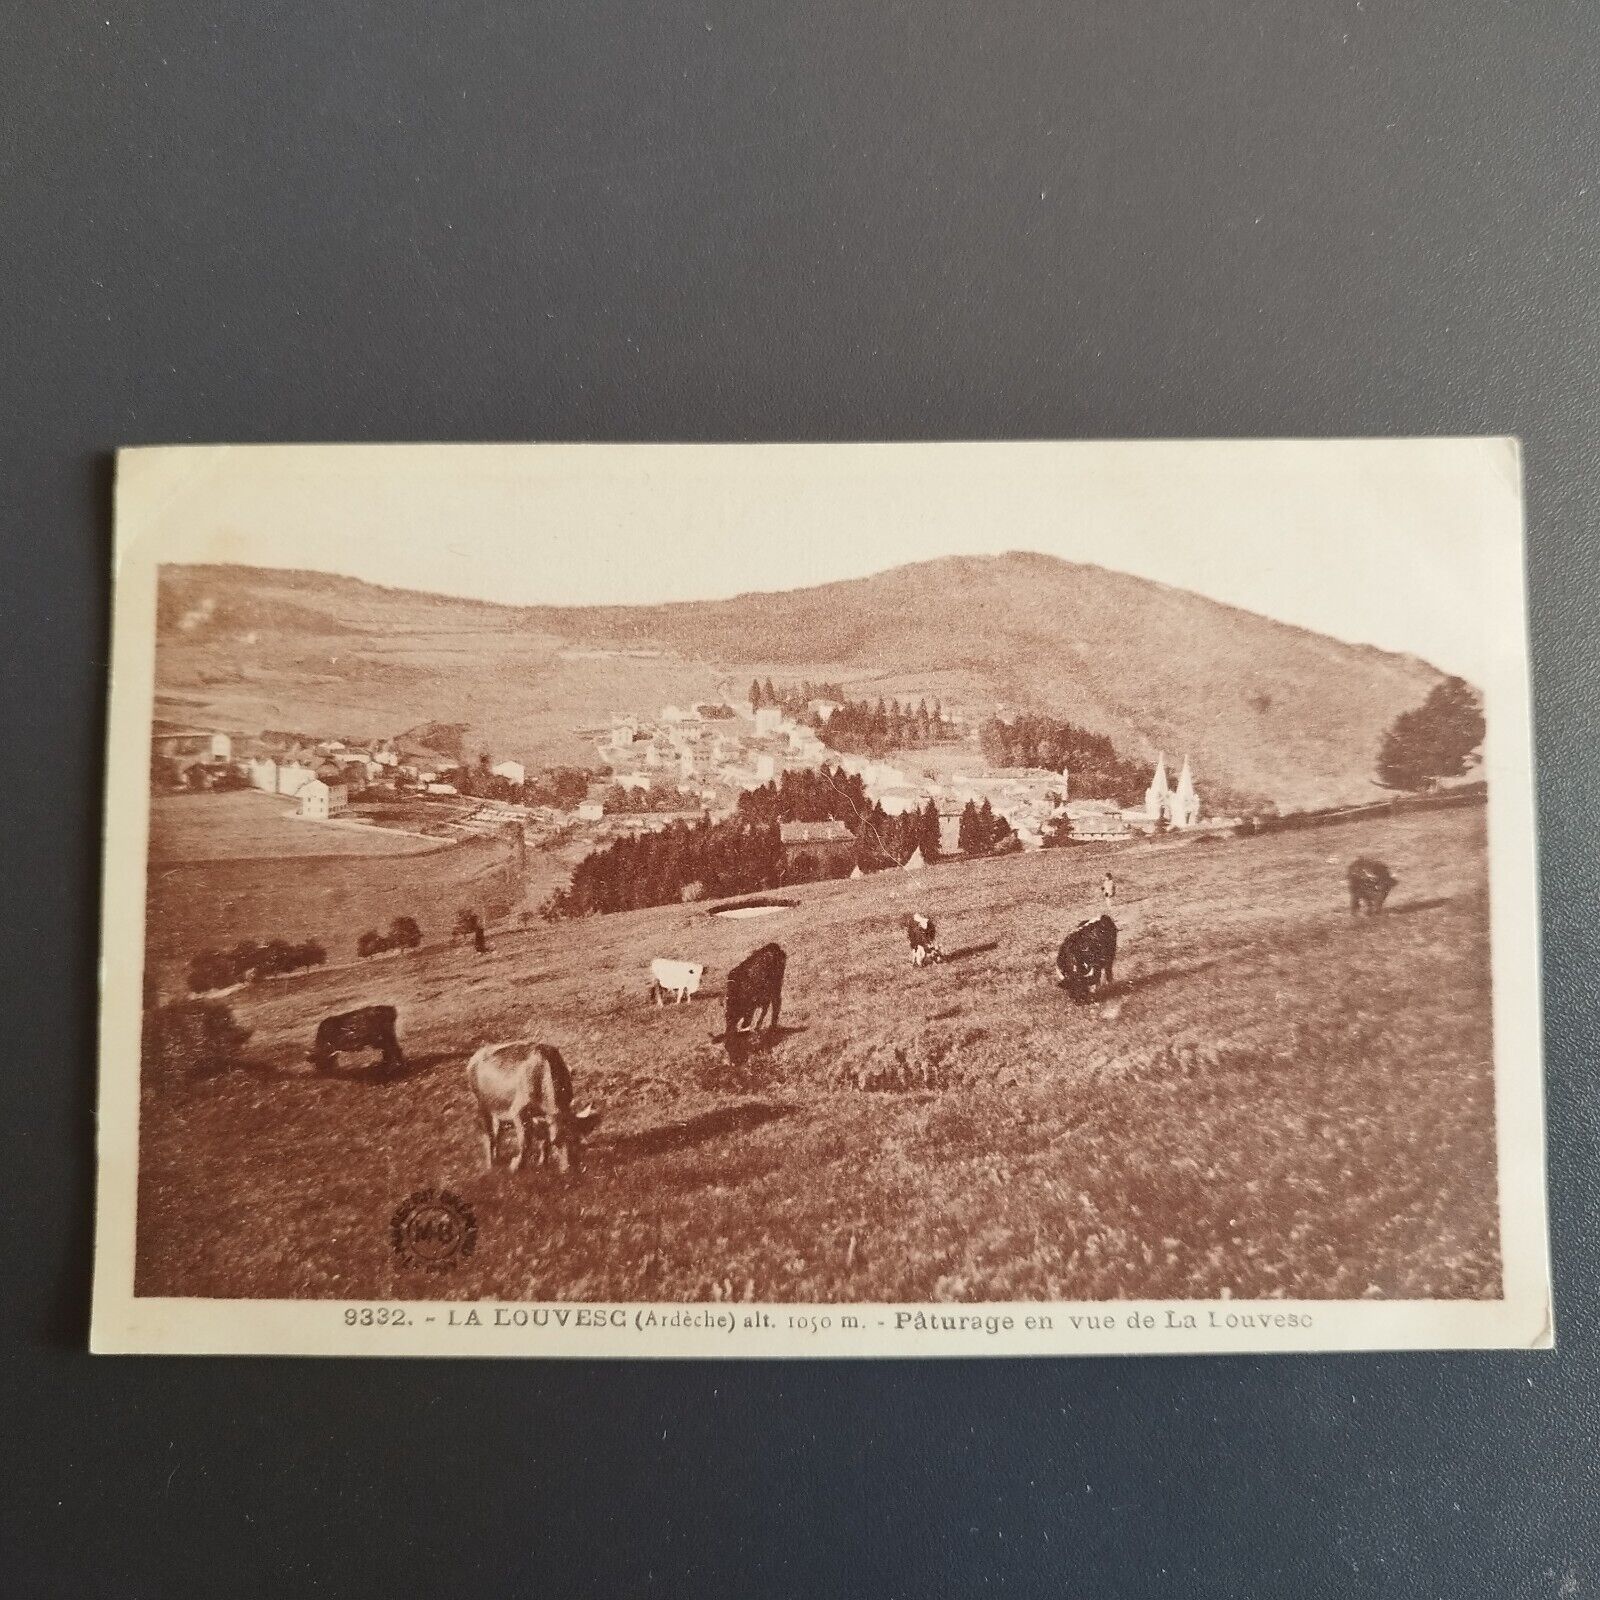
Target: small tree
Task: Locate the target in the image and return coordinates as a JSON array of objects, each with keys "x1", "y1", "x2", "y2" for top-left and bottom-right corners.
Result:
[
  {"x1": 357, "y1": 929, "x2": 385, "y2": 959},
  {"x1": 1377, "y1": 676, "x2": 1485, "y2": 791},
  {"x1": 957, "y1": 800, "x2": 982, "y2": 855},
  {"x1": 1042, "y1": 812, "x2": 1074, "y2": 849},
  {"x1": 389, "y1": 916, "x2": 422, "y2": 950}
]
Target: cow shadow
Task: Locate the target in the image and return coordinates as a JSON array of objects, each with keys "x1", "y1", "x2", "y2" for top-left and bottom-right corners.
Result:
[
  {"x1": 1375, "y1": 896, "x2": 1453, "y2": 918},
  {"x1": 242, "y1": 1048, "x2": 455, "y2": 1083},
  {"x1": 941, "y1": 940, "x2": 1000, "y2": 964},
  {"x1": 1114, "y1": 958, "x2": 1223, "y2": 998},
  {"x1": 709, "y1": 1023, "x2": 808, "y2": 1050},
  {"x1": 604, "y1": 1101, "x2": 796, "y2": 1160}
]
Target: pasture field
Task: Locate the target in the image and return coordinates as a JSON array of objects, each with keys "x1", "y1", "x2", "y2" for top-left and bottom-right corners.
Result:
[
  {"x1": 134, "y1": 805, "x2": 1500, "y2": 1303},
  {"x1": 149, "y1": 791, "x2": 439, "y2": 861}
]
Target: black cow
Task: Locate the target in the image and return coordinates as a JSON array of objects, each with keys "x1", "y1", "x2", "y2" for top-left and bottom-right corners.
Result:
[
  {"x1": 724, "y1": 942, "x2": 786, "y2": 1057},
  {"x1": 308, "y1": 1004, "x2": 405, "y2": 1075},
  {"x1": 1347, "y1": 857, "x2": 1397, "y2": 916},
  {"x1": 906, "y1": 912, "x2": 943, "y2": 967},
  {"x1": 1055, "y1": 915, "x2": 1117, "y2": 1003}
]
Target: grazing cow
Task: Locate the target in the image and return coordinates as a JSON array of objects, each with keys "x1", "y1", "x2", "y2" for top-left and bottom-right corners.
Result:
[
  {"x1": 466, "y1": 1040, "x2": 601, "y2": 1174},
  {"x1": 906, "y1": 912, "x2": 944, "y2": 967},
  {"x1": 649, "y1": 957, "x2": 705, "y2": 1005},
  {"x1": 1347, "y1": 857, "x2": 1397, "y2": 916},
  {"x1": 1055, "y1": 915, "x2": 1118, "y2": 1003},
  {"x1": 307, "y1": 1004, "x2": 405, "y2": 1075},
  {"x1": 724, "y1": 942, "x2": 786, "y2": 1055}
]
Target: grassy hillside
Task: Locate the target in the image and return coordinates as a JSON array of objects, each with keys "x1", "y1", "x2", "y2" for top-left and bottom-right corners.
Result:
[
  {"x1": 135, "y1": 804, "x2": 1499, "y2": 1303},
  {"x1": 153, "y1": 559, "x2": 1444, "y2": 808}
]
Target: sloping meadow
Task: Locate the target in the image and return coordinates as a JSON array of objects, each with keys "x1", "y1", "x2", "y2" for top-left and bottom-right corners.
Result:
[{"x1": 135, "y1": 805, "x2": 1498, "y2": 1304}]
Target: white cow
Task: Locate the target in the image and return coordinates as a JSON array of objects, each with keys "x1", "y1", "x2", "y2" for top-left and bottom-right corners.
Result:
[{"x1": 649, "y1": 958, "x2": 705, "y2": 1005}]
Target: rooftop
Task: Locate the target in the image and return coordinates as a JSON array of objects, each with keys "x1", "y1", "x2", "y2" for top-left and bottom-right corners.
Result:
[{"x1": 779, "y1": 820, "x2": 854, "y2": 845}]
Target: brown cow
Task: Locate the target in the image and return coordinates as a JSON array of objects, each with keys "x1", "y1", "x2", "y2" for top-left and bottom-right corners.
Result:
[{"x1": 466, "y1": 1040, "x2": 601, "y2": 1174}]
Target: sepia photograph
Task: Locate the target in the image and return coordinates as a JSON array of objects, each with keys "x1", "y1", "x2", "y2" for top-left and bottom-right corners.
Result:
[{"x1": 92, "y1": 439, "x2": 1548, "y2": 1356}]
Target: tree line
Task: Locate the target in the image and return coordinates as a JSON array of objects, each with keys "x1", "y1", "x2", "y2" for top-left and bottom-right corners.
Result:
[
  {"x1": 815, "y1": 697, "x2": 957, "y2": 757},
  {"x1": 977, "y1": 714, "x2": 1149, "y2": 805},
  {"x1": 749, "y1": 678, "x2": 847, "y2": 714},
  {"x1": 544, "y1": 765, "x2": 1020, "y2": 918}
]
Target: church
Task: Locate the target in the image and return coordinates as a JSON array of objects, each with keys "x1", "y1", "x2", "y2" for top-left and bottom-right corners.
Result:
[{"x1": 1141, "y1": 754, "x2": 1201, "y2": 829}]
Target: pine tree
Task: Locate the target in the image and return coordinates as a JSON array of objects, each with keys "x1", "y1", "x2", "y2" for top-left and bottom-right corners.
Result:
[
  {"x1": 958, "y1": 800, "x2": 981, "y2": 855},
  {"x1": 977, "y1": 797, "x2": 998, "y2": 851}
]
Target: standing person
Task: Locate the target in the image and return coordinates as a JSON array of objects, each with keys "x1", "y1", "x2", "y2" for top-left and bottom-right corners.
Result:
[{"x1": 1100, "y1": 871, "x2": 1116, "y2": 911}]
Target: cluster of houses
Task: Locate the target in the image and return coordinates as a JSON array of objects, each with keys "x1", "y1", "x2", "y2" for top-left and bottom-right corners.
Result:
[
  {"x1": 586, "y1": 702, "x2": 1219, "y2": 856},
  {"x1": 155, "y1": 694, "x2": 1222, "y2": 863},
  {"x1": 595, "y1": 700, "x2": 833, "y2": 810},
  {"x1": 150, "y1": 721, "x2": 508, "y2": 822}
]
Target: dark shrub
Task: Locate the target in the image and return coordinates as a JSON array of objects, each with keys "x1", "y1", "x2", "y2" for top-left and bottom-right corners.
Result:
[
  {"x1": 389, "y1": 916, "x2": 422, "y2": 950},
  {"x1": 148, "y1": 998, "x2": 252, "y2": 1080},
  {"x1": 356, "y1": 929, "x2": 385, "y2": 959}
]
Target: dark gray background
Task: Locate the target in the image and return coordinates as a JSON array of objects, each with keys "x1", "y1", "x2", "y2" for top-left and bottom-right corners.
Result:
[{"x1": 3, "y1": 3, "x2": 1596, "y2": 1595}]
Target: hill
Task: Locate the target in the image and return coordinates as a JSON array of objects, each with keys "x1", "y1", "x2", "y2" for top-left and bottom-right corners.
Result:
[
  {"x1": 134, "y1": 804, "x2": 1499, "y2": 1303},
  {"x1": 153, "y1": 556, "x2": 1446, "y2": 808}
]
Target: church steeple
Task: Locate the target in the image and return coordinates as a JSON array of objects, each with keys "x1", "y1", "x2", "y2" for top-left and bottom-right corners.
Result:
[
  {"x1": 1172, "y1": 755, "x2": 1200, "y2": 829},
  {"x1": 1144, "y1": 754, "x2": 1170, "y2": 822}
]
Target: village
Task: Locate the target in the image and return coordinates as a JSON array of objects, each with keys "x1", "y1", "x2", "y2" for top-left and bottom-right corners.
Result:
[{"x1": 151, "y1": 686, "x2": 1228, "y2": 894}]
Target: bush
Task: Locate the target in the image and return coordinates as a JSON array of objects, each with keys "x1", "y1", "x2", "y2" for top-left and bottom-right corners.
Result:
[
  {"x1": 148, "y1": 998, "x2": 252, "y2": 1080},
  {"x1": 356, "y1": 929, "x2": 385, "y2": 959},
  {"x1": 188, "y1": 935, "x2": 325, "y2": 990},
  {"x1": 389, "y1": 916, "x2": 422, "y2": 950}
]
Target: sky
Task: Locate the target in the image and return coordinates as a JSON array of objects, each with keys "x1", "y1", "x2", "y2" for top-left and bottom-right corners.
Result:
[{"x1": 120, "y1": 438, "x2": 1526, "y2": 683}]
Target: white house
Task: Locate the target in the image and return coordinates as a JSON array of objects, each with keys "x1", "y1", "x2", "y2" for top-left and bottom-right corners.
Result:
[
  {"x1": 298, "y1": 780, "x2": 348, "y2": 820},
  {"x1": 424, "y1": 781, "x2": 459, "y2": 796},
  {"x1": 151, "y1": 724, "x2": 232, "y2": 764},
  {"x1": 576, "y1": 800, "x2": 605, "y2": 822},
  {"x1": 275, "y1": 760, "x2": 318, "y2": 798},
  {"x1": 247, "y1": 756, "x2": 278, "y2": 793},
  {"x1": 753, "y1": 706, "x2": 782, "y2": 736},
  {"x1": 876, "y1": 787, "x2": 927, "y2": 817},
  {"x1": 491, "y1": 760, "x2": 526, "y2": 786}
]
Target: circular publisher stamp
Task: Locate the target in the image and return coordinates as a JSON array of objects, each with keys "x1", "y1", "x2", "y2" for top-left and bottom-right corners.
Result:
[{"x1": 390, "y1": 1188, "x2": 477, "y2": 1272}]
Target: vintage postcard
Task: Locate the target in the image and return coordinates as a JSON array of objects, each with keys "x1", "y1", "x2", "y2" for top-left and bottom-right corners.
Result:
[{"x1": 92, "y1": 439, "x2": 1550, "y2": 1356}]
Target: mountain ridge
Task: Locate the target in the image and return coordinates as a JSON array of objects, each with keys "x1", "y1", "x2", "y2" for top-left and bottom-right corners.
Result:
[{"x1": 153, "y1": 556, "x2": 1445, "y2": 810}]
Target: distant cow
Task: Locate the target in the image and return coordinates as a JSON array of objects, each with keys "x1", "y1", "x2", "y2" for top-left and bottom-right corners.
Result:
[
  {"x1": 466, "y1": 1040, "x2": 601, "y2": 1174},
  {"x1": 649, "y1": 957, "x2": 705, "y2": 1005},
  {"x1": 725, "y1": 942, "x2": 786, "y2": 1055},
  {"x1": 307, "y1": 1004, "x2": 405, "y2": 1075},
  {"x1": 906, "y1": 912, "x2": 944, "y2": 967},
  {"x1": 1347, "y1": 857, "x2": 1397, "y2": 916},
  {"x1": 1055, "y1": 915, "x2": 1118, "y2": 1003}
]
